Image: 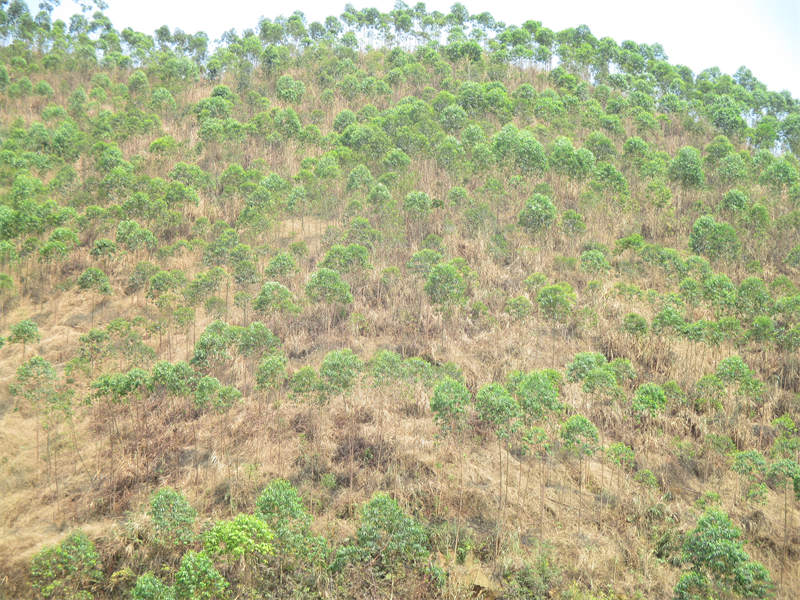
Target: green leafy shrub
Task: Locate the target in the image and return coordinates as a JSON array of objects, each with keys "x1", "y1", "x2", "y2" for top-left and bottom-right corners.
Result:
[
  {"x1": 276, "y1": 75, "x2": 305, "y2": 103},
  {"x1": 203, "y1": 514, "x2": 274, "y2": 565},
  {"x1": 9, "y1": 318, "x2": 41, "y2": 357},
  {"x1": 333, "y1": 493, "x2": 429, "y2": 576},
  {"x1": 634, "y1": 469, "x2": 659, "y2": 488},
  {"x1": 288, "y1": 366, "x2": 320, "y2": 401},
  {"x1": 579, "y1": 249, "x2": 611, "y2": 273},
  {"x1": 407, "y1": 249, "x2": 442, "y2": 278},
  {"x1": 319, "y1": 244, "x2": 370, "y2": 274},
  {"x1": 30, "y1": 531, "x2": 103, "y2": 600},
  {"x1": 673, "y1": 509, "x2": 772, "y2": 600},
  {"x1": 306, "y1": 268, "x2": 353, "y2": 305},
  {"x1": 430, "y1": 377, "x2": 471, "y2": 434},
  {"x1": 130, "y1": 574, "x2": 174, "y2": 600},
  {"x1": 786, "y1": 245, "x2": 800, "y2": 269},
  {"x1": 669, "y1": 146, "x2": 704, "y2": 187},
  {"x1": 622, "y1": 313, "x2": 648, "y2": 336},
  {"x1": 632, "y1": 383, "x2": 667, "y2": 417},
  {"x1": 566, "y1": 352, "x2": 607, "y2": 382},
  {"x1": 518, "y1": 193, "x2": 556, "y2": 235},
  {"x1": 505, "y1": 295, "x2": 533, "y2": 320},
  {"x1": 536, "y1": 282, "x2": 576, "y2": 322},
  {"x1": 560, "y1": 209, "x2": 586, "y2": 234},
  {"x1": 254, "y1": 281, "x2": 300, "y2": 316},
  {"x1": 476, "y1": 383, "x2": 520, "y2": 439},
  {"x1": 256, "y1": 353, "x2": 287, "y2": 391},
  {"x1": 255, "y1": 479, "x2": 326, "y2": 567},
  {"x1": 606, "y1": 442, "x2": 635, "y2": 471},
  {"x1": 148, "y1": 488, "x2": 196, "y2": 547},
  {"x1": 319, "y1": 349, "x2": 363, "y2": 396},
  {"x1": 425, "y1": 262, "x2": 466, "y2": 305},
  {"x1": 560, "y1": 415, "x2": 598, "y2": 457},
  {"x1": 174, "y1": 551, "x2": 227, "y2": 600},
  {"x1": 689, "y1": 215, "x2": 740, "y2": 261},
  {"x1": 503, "y1": 546, "x2": 562, "y2": 600},
  {"x1": 514, "y1": 371, "x2": 561, "y2": 420}
]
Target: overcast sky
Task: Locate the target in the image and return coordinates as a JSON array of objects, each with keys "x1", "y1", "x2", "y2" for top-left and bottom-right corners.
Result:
[{"x1": 40, "y1": 0, "x2": 800, "y2": 98}]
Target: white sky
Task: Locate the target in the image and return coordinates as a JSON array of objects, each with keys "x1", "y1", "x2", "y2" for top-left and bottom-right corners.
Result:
[{"x1": 43, "y1": 0, "x2": 800, "y2": 98}]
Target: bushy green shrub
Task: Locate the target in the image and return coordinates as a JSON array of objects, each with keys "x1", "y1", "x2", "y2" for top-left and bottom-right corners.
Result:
[
  {"x1": 174, "y1": 551, "x2": 227, "y2": 600},
  {"x1": 30, "y1": 531, "x2": 103, "y2": 600},
  {"x1": 148, "y1": 488, "x2": 196, "y2": 547},
  {"x1": 518, "y1": 193, "x2": 556, "y2": 235},
  {"x1": 333, "y1": 493, "x2": 429, "y2": 576}
]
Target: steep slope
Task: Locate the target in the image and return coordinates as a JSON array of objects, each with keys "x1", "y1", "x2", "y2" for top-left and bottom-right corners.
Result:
[{"x1": 1, "y1": 3, "x2": 799, "y2": 599}]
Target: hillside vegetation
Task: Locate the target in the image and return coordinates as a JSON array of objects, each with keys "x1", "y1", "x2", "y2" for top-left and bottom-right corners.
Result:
[{"x1": 1, "y1": 2, "x2": 800, "y2": 599}]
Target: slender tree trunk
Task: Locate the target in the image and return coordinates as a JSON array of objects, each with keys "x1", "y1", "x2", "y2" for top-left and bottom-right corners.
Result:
[
  {"x1": 108, "y1": 416, "x2": 114, "y2": 507},
  {"x1": 348, "y1": 397, "x2": 356, "y2": 495},
  {"x1": 46, "y1": 426, "x2": 51, "y2": 483},
  {"x1": 504, "y1": 444, "x2": 510, "y2": 526},
  {"x1": 495, "y1": 439, "x2": 504, "y2": 559},
  {"x1": 540, "y1": 456, "x2": 545, "y2": 538},
  {"x1": 34, "y1": 413, "x2": 40, "y2": 470},
  {"x1": 53, "y1": 441, "x2": 60, "y2": 512},
  {"x1": 453, "y1": 431, "x2": 465, "y2": 560},
  {"x1": 781, "y1": 484, "x2": 787, "y2": 592},
  {"x1": 68, "y1": 415, "x2": 93, "y2": 486},
  {"x1": 578, "y1": 456, "x2": 583, "y2": 537},
  {"x1": 225, "y1": 279, "x2": 230, "y2": 316}
]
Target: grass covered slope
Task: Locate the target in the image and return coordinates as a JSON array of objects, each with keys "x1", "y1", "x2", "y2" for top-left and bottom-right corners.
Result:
[{"x1": 1, "y1": 2, "x2": 800, "y2": 599}]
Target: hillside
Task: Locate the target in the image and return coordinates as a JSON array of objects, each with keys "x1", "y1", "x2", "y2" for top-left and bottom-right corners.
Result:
[{"x1": 1, "y1": 2, "x2": 800, "y2": 599}]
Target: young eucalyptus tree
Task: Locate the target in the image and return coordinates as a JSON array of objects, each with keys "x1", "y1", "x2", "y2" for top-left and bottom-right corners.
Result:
[
  {"x1": 9, "y1": 318, "x2": 40, "y2": 360},
  {"x1": 475, "y1": 382, "x2": 521, "y2": 556},
  {"x1": 732, "y1": 450, "x2": 768, "y2": 506},
  {"x1": 537, "y1": 282, "x2": 576, "y2": 365},
  {"x1": 559, "y1": 414, "x2": 598, "y2": 534},
  {"x1": 253, "y1": 281, "x2": 300, "y2": 330},
  {"x1": 673, "y1": 509, "x2": 772, "y2": 600},
  {"x1": 77, "y1": 267, "x2": 112, "y2": 327},
  {"x1": 512, "y1": 370, "x2": 561, "y2": 528},
  {"x1": 766, "y1": 458, "x2": 800, "y2": 589},
  {"x1": 320, "y1": 348, "x2": 364, "y2": 489},
  {"x1": 148, "y1": 487, "x2": 197, "y2": 550},
  {"x1": 255, "y1": 479, "x2": 327, "y2": 584},
  {"x1": 430, "y1": 376, "x2": 472, "y2": 556},
  {"x1": 306, "y1": 268, "x2": 353, "y2": 333},
  {"x1": 11, "y1": 356, "x2": 57, "y2": 467}
]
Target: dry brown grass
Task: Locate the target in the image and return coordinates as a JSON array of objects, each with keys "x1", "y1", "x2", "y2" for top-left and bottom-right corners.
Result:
[{"x1": 1, "y1": 58, "x2": 799, "y2": 600}]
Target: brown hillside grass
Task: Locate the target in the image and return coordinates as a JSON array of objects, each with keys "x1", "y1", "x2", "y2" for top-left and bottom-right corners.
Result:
[{"x1": 1, "y1": 56, "x2": 799, "y2": 600}]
